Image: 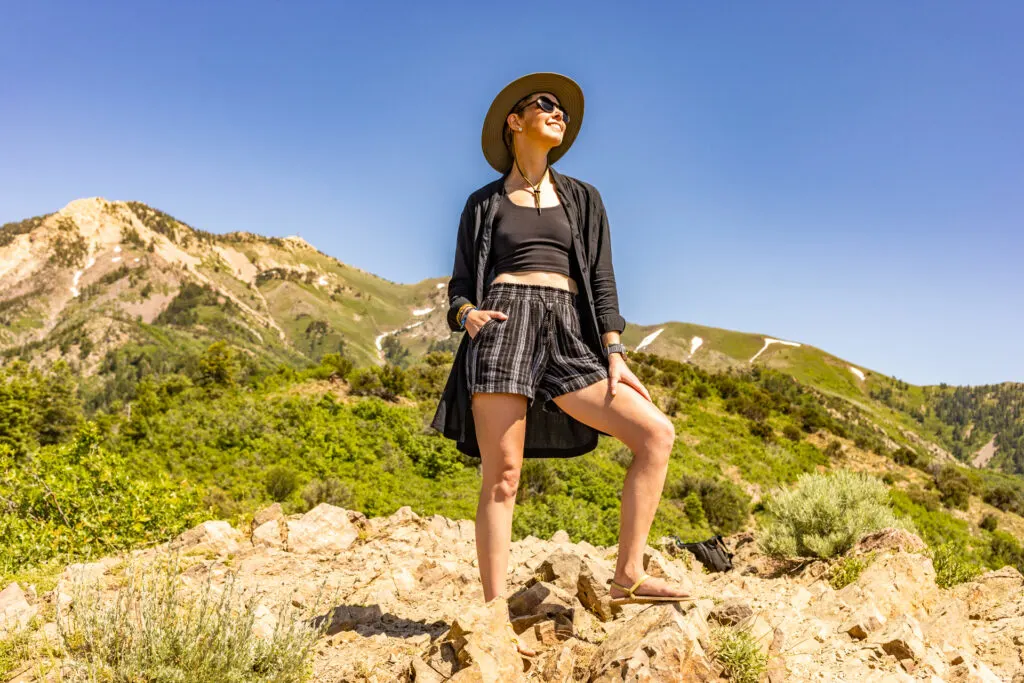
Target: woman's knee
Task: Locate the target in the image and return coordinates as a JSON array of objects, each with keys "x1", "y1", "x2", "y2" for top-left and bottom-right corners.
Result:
[
  {"x1": 640, "y1": 415, "x2": 675, "y2": 467},
  {"x1": 483, "y1": 462, "x2": 522, "y2": 504}
]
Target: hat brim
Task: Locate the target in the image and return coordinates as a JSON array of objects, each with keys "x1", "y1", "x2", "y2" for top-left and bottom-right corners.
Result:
[{"x1": 481, "y1": 72, "x2": 584, "y2": 174}]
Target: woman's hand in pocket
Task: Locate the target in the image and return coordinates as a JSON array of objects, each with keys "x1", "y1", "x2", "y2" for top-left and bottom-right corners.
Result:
[{"x1": 466, "y1": 309, "x2": 508, "y2": 339}]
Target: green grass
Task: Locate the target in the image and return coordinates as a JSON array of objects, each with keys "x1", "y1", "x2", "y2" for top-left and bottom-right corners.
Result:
[{"x1": 710, "y1": 625, "x2": 768, "y2": 683}]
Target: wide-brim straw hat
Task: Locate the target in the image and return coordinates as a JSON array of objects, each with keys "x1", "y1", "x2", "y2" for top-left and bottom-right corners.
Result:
[{"x1": 481, "y1": 72, "x2": 584, "y2": 174}]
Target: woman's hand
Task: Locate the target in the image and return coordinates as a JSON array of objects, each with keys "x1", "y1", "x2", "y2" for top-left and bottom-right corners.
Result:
[
  {"x1": 608, "y1": 353, "x2": 652, "y2": 402},
  {"x1": 466, "y1": 308, "x2": 508, "y2": 339}
]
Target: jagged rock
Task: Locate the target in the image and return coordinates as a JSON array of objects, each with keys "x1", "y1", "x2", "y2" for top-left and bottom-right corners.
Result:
[
  {"x1": 426, "y1": 514, "x2": 475, "y2": 541},
  {"x1": 839, "y1": 602, "x2": 887, "y2": 640},
  {"x1": 390, "y1": 505, "x2": 420, "y2": 524},
  {"x1": 954, "y1": 566, "x2": 1024, "y2": 620},
  {"x1": 550, "y1": 530, "x2": 571, "y2": 544},
  {"x1": 576, "y1": 560, "x2": 616, "y2": 622},
  {"x1": 536, "y1": 551, "x2": 584, "y2": 592},
  {"x1": 0, "y1": 583, "x2": 36, "y2": 634},
  {"x1": 251, "y1": 519, "x2": 285, "y2": 548},
  {"x1": 838, "y1": 551, "x2": 938, "y2": 618},
  {"x1": 709, "y1": 599, "x2": 753, "y2": 626},
  {"x1": 285, "y1": 503, "x2": 357, "y2": 554},
  {"x1": 251, "y1": 502, "x2": 283, "y2": 529},
  {"x1": 170, "y1": 520, "x2": 242, "y2": 556},
  {"x1": 948, "y1": 661, "x2": 1004, "y2": 682},
  {"x1": 443, "y1": 598, "x2": 526, "y2": 682},
  {"x1": 508, "y1": 581, "x2": 574, "y2": 620},
  {"x1": 854, "y1": 528, "x2": 927, "y2": 555},
  {"x1": 410, "y1": 656, "x2": 445, "y2": 683},
  {"x1": 873, "y1": 615, "x2": 926, "y2": 662},
  {"x1": 588, "y1": 604, "x2": 711, "y2": 682}
]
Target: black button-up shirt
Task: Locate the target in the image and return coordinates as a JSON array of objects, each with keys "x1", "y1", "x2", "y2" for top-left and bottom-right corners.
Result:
[{"x1": 430, "y1": 166, "x2": 626, "y2": 458}]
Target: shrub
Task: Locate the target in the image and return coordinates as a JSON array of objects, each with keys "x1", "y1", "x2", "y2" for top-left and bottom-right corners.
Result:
[
  {"x1": 827, "y1": 552, "x2": 875, "y2": 590},
  {"x1": 932, "y1": 543, "x2": 982, "y2": 588},
  {"x1": 824, "y1": 440, "x2": 843, "y2": 458},
  {"x1": 709, "y1": 625, "x2": 767, "y2": 683},
  {"x1": 758, "y1": 470, "x2": 913, "y2": 559},
  {"x1": 983, "y1": 485, "x2": 1024, "y2": 515},
  {"x1": 748, "y1": 421, "x2": 773, "y2": 441},
  {"x1": 682, "y1": 492, "x2": 706, "y2": 526},
  {"x1": 934, "y1": 465, "x2": 972, "y2": 510},
  {"x1": 988, "y1": 530, "x2": 1024, "y2": 574},
  {"x1": 979, "y1": 514, "x2": 998, "y2": 532},
  {"x1": 56, "y1": 555, "x2": 325, "y2": 681},
  {"x1": 669, "y1": 476, "x2": 750, "y2": 534},
  {"x1": 264, "y1": 465, "x2": 299, "y2": 502},
  {"x1": 301, "y1": 478, "x2": 353, "y2": 511},
  {"x1": 348, "y1": 367, "x2": 383, "y2": 397},
  {"x1": 0, "y1": 424, "x2": 202, "y2": 575},
  {"x1": 782, "y1": 425, "x2": 802, "y2": 442},
  {"x1": 893, "y1": 448, "x2": 918, "y2": 466}
]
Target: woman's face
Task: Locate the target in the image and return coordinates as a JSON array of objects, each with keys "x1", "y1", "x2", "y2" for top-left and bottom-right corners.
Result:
[{"x1": 508, "y1": 91, "x2": 566, "y2": 147}]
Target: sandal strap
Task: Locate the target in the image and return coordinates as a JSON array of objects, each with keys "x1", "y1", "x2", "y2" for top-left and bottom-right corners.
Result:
[{"x1": 609, "y1": 572, "x2": 652, "y2": 598}]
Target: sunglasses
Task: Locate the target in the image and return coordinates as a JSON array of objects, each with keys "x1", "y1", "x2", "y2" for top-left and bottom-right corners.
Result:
[{"x1": 516, "y1": 95, "x2": 570, "y2": 124}]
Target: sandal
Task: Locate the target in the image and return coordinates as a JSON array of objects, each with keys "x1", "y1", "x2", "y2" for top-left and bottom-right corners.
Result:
[{"x1": 607, "y1": 572, "x2": 692, "y2": 606}]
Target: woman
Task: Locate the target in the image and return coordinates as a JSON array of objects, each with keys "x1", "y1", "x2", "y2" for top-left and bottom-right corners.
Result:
[{"x1": 430, "y1": 73, "x2": 690, "y2": 641}]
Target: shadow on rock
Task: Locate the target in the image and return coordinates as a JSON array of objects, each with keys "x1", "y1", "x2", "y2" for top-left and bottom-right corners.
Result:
[{"x1": 311, "y1": 602, "x2": 448, "y2": 638}]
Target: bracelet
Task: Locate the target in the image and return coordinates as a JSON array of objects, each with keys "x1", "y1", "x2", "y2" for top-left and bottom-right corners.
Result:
[
  {"x1": 455, "y1": 303, "x2": 474, "y2": 326},
  {"x1": 458, "y1": 306, "x2": 477, "y2": 329}
]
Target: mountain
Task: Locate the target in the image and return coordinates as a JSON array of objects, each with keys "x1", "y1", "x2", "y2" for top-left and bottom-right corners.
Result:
[
  {"x1": 0, "y1": 198, "x2": 452, "y2": 372},
  {"x1": 1, "y1": 198, "x2": 1022, "y2": 474}
]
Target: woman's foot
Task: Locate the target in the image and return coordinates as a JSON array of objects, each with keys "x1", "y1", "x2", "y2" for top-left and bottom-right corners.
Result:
[{"x1": 609, "y1": 572, "x2": 691, "y2": 602}]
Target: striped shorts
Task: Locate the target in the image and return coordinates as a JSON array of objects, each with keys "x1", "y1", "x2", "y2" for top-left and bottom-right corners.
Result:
[{"x1": 467, "y1": 282, "x2": 609, "y2": 412}]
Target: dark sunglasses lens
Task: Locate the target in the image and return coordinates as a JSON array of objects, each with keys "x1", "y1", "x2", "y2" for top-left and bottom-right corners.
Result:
[{"x1": 538, "y1": 97, "x2": 569, "y2": 123}]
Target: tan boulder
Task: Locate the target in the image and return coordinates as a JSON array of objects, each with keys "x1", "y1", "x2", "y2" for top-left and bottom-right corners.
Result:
[
  {"x1": 410, "y1": 656, "x2": 446, "y2": 683},
  {"x1": 576, "y1": 560, "x2": 617, "y2": 622},
  {"x1": 444, "y1": 597, "x2": 526, "y2": 682},
  {"x1": 0, "y1": 583, "x2": 36, "y2": 634},
  {"x1": 839, "y1": 602, "x2": 887, "y2": 640},
  {"x1": 170, "y1": 520, "x2": 241, "y2": 556},
  {"x1": 285, "y1": 503, "x2": 358, "y2": 554},
  {"x1": 838, "y1": 551, "x2": 938, "y2": 618},
  {"x1": 872, "y1": 615, "x2": 927, "y2": 662},
  {"x1": 251, "y1": 502, "x2": 283, "y2": 529},
  {"x1": 854, "y1": 528, "x2": 927, "y2": 555},
  {"x1": 953, "y1": 566, "x2": 1024, "y2": 620},
  {"x1": 251, "y1": 519, "x2": 285, "y2": 548},
  {"x1": 536, "y1": 551, "x2": 584, "y2": 593},
  {"x1": 588, "y1": 604, "x2": 712, "y2": 682},
  {"x1": 709, "y1": 599, "x2": 753, "y2": 627}
]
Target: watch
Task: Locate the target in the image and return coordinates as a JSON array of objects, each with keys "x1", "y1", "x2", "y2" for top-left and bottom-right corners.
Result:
[{"x1": 604, "y1": 343, "x2": 627, "y2": 358}]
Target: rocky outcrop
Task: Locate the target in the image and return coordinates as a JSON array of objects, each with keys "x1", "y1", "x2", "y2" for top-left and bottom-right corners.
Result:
[{"x1": 5, "y1": 511, "x2": 1024, "y2": 682}]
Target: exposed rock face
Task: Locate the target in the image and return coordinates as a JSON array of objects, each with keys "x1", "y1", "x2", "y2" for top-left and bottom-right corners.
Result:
[{"x1": 7, "y1": 516, "x2": 1024, "y2": 682}]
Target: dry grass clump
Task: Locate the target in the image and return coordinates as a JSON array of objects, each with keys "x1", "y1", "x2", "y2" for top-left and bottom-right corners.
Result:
[{"x1": 56, "y1": 553, "x2": 327, "y2": 682}]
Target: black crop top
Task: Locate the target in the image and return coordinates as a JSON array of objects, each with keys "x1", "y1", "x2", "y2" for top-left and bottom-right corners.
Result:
[{"x1": 490, "y1": 194, "x2": 572, "y2": 277}]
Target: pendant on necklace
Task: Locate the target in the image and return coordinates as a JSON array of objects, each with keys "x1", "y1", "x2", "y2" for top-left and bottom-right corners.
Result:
[{"x1": 533, "y1": 188, "x2": 541, "y2": 213}]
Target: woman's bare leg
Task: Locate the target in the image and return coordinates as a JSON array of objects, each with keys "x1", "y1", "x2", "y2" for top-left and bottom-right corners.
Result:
[
  {"x1": 552, "y1": 381, "x2": 688, "y2": 598},
  {"x1": 471, "y1": 391, "x2": 528, "y2": 601}
]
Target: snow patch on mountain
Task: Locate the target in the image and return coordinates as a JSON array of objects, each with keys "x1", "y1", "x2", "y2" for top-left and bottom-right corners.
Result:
[
  {"x1": 750, "y1": 337, "x2": 801, "y2": 363},
  {"x1": 635, "y1": 328, "x2": 664, "y2": 352}
]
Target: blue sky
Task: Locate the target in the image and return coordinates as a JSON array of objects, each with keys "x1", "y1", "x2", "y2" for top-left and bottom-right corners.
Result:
[{"x1": 2, "y1": 1, "x2": 1021, "y2": 386}]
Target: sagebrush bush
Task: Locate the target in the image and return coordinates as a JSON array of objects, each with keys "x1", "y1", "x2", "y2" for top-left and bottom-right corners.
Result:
[
  {"x1": 758, "y1": 470, "x2": 913, "y2": 559},
  {"x1": 57, "y1": 554, "x2": 326, "y2": 682}
]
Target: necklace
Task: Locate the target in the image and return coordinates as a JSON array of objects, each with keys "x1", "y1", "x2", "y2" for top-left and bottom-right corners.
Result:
[{"x1": 512, "y1": 154, "x2": 548, "y2": 215}]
